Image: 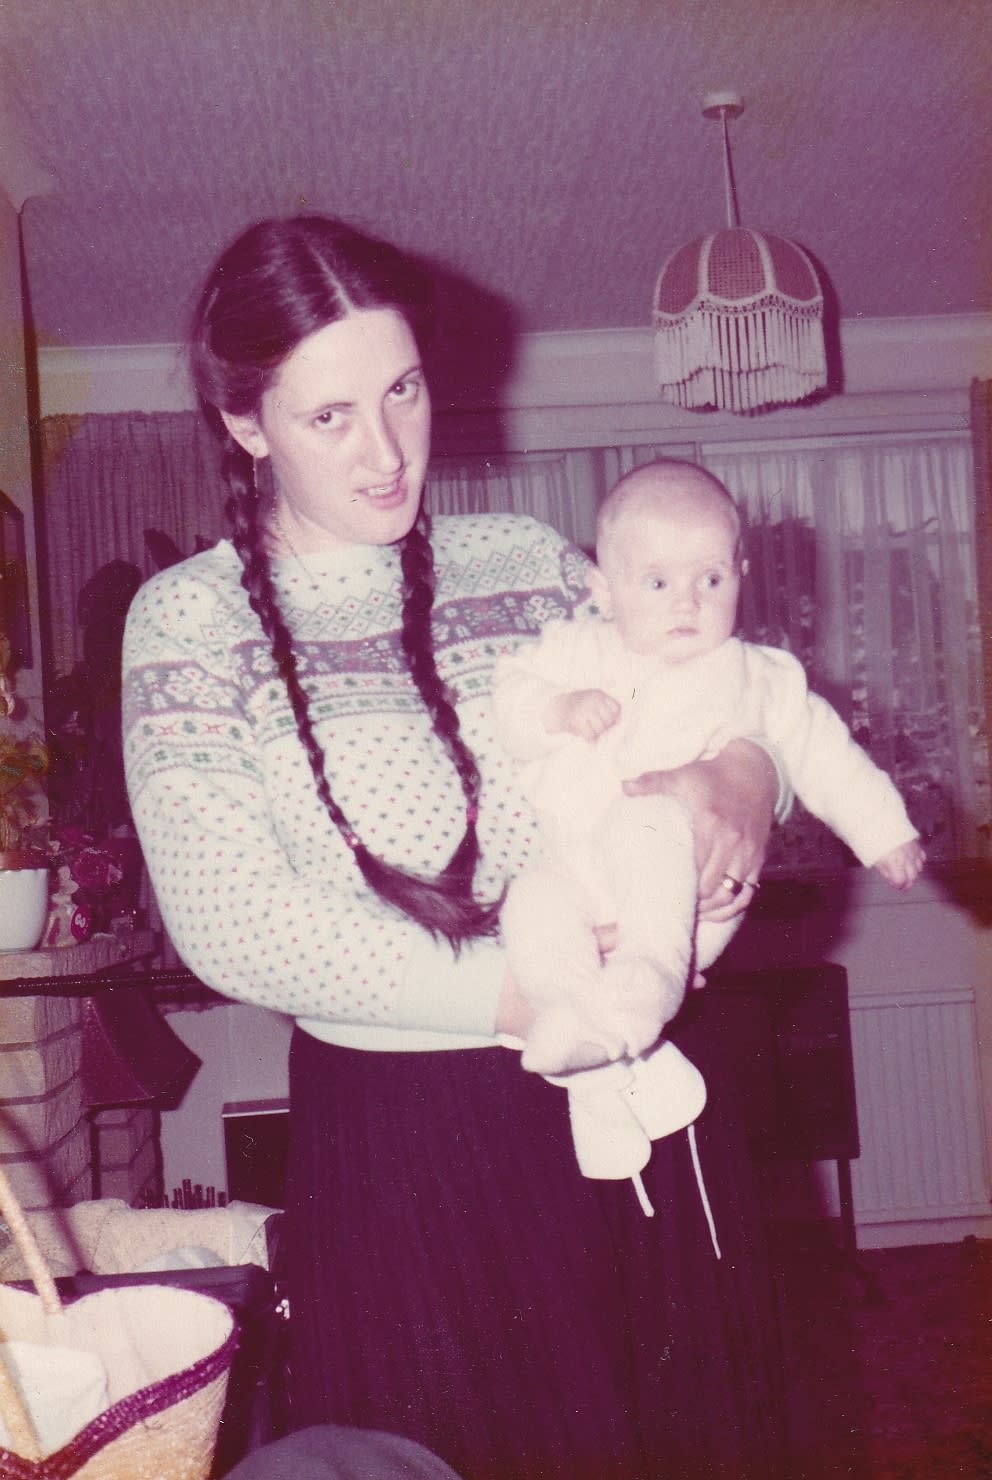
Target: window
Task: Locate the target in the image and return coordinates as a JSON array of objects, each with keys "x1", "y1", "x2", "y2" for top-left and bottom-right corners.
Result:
[
  {"x1": 429, "y1": 433, "x2": 987, "y2": 874},
  {"x1": 706, "y1": 436, "x2": 985, "y2": 872}
]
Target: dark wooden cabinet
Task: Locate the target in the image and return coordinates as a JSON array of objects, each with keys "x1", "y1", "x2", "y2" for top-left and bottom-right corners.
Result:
[{"x1": 705, "y1": 961, "x2": 859, "y2": 1248}]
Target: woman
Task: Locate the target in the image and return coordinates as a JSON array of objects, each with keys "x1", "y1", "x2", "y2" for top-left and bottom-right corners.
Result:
[{"x1": 122, "y1": 216, "x2": 788, "y2": 1479}]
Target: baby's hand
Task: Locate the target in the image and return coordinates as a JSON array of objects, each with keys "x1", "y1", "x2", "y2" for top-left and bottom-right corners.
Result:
[
  {"x1": 545, "y1": 688, "x2": 621, "y2": 742},
  {"x1": 873, "y1": 838, "x2": 926, "y2": 891}
]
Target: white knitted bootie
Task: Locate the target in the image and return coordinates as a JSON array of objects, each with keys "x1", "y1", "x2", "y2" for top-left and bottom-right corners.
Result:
[
  {"x1": 558, "y1": 1062, "x2": 653, "y2": 1179},
  {"x1": 621, "y1": 1041, "x2": 707, "y2": 1140}
]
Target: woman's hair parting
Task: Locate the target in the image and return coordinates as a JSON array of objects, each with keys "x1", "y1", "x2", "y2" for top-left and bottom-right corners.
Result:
[{"x1": 189, "y1": 215, "x2": 500, "y2": 947}]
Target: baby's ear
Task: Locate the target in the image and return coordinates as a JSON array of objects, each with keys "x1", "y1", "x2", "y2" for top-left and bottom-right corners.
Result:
[{"x1": 587, "y1": 564, "x2": 612, "y2": 617}]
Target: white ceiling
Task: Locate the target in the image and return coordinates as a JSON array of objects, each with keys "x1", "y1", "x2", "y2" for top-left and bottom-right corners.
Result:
[{"x1": 3, "y1": 0, "x2": 990, "y2": 351}]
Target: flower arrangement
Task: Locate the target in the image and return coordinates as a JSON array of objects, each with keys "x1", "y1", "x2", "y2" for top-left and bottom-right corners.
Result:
[
  {"x1": 43, "y1": 824, "x2": 139, "y2": 943},
  {"x1": 2, "y1": 630, "x2": 142, "y2": 948}
]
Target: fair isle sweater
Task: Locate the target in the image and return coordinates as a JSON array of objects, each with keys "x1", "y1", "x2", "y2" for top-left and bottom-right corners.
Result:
[{"x1": 122, "y1": 514, "x2": 590, "y2": 1051}]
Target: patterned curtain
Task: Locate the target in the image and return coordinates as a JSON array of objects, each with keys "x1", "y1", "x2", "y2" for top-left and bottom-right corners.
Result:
[{"x1": 38, "y1": 413, "x2": 987, "y2": 881}]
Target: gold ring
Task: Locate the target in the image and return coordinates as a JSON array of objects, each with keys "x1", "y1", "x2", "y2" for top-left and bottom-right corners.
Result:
[{"x1": 721, "y1": 874, "x2": 746, "y2": 898}]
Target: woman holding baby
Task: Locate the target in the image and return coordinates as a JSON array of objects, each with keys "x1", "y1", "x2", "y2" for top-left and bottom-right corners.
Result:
[{"x1": 123, "y1": 213, "x2": 791, "y2": 1479}]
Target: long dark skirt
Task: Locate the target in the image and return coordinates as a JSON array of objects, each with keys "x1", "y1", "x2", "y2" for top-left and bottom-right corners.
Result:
[{"x1": 284, "y1": 1014, "x2": 789, "y2": 1480}]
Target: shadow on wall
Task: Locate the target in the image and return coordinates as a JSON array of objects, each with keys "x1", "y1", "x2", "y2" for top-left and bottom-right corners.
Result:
[
  {"x1": 47, "y1": 530, "x2": 213, "y2": 838},
  {"x1": 417, "y1": 254, "x2": 520, "y2": 450},
  {"x1": 930, "y1": 860, "x2": 992, "y2": 929},
  {"x1": 716, "y1": 872, "x2": 859, "y2": 974},
  {"x1": 46, "y1": 559, "x2": 142, "y2": 836}
]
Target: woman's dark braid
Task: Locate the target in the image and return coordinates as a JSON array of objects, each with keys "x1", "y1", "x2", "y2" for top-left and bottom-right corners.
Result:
[
  {"x1": 399, "y1": 510, "x2": 485, "y2": 884},
  {"x1": 396, "y1": 510, "x2": 503, "y2": 935},
  {"x1": 226, "y1": 447, "x2": 500, "y2": 947},
  {"x1": 225, "y1": 448, "x2": 355, "y2": 849}
]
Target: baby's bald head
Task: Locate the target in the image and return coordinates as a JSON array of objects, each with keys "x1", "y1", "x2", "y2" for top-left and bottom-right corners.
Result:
[{"x1": 596, "y1": 460, "x2": 742, "y2": 575}]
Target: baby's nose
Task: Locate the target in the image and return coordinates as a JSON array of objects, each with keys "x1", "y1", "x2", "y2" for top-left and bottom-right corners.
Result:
[{"x1": 672, "y1": 584, "x2": 700, "y2": 610}]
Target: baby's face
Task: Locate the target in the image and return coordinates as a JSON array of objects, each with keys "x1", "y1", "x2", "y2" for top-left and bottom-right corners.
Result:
[{"x1": 596, "y1": 487, "x2": 741, "y2": 664}]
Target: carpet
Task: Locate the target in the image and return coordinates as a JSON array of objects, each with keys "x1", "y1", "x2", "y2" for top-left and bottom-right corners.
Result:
[{"x1": 776, "y1": 1229, "x2": 992, "y2": 1479}]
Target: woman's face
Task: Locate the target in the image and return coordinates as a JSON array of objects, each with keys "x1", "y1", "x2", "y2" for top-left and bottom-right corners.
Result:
[{"x1": 223, "y1": 307, "x2": 431, "y2": 552}]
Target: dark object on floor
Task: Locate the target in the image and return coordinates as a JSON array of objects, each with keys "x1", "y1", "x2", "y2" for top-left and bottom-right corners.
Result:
[{"x1": 220, "y1": 1424, "x2": 464, "y2": 1479}]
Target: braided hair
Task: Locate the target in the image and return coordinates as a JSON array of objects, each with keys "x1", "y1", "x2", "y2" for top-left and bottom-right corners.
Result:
[{"x1": 190, "y1": 216, "x2": 501, "y2": 947}]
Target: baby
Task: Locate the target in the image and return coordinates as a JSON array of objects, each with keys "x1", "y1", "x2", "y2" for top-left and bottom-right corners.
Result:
[{"x1": 494, "y1": 458, "x2": 925, "y2": 1083}]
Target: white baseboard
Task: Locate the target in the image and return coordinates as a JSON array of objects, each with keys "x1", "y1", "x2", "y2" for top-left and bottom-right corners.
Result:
[{"x1": 853, "y1": 1213, "x2": 992, "y2": 1249}]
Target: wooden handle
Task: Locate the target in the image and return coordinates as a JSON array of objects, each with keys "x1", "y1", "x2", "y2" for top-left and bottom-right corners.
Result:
[
  {"x1": 0, "y1": 1164, "x2": 62, "y2": 1315},
  {"x1": 0, "y1": 1163, "x2": 58, "y2": 1459}
]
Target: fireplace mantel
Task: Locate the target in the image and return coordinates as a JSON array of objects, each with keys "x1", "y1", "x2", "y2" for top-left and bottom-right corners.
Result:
[{"x1": 0, "y1": 930, "x2": 156, "y2": 985}]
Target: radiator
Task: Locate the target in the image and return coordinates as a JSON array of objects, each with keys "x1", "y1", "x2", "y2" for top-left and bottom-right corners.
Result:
[{"x1": 849, "y1": 987, "x2": 990, "y2": 1223}]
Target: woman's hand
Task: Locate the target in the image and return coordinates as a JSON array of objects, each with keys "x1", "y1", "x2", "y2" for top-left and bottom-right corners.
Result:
[{"x1": 622, "y1": 738, "x2": 777, "y2": 921}]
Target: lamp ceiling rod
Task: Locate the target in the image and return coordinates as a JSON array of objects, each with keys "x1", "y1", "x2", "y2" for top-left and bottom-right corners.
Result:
[
  {"x1": 719, "y1": 110, "x2": 740, "y2": 229},
  {"x1": 702, "y1": 91, "x2": 744, "y2": 230}
]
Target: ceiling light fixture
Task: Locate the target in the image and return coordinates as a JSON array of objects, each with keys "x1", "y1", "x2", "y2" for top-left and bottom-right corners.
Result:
[{"x1": 653, "y1": 92, "x2": 829, "y2": 415}]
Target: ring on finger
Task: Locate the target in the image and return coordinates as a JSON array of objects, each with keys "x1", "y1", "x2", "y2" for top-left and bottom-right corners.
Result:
[{"x1": 720, "y1": 874, "x2": 760, "y2": 899}]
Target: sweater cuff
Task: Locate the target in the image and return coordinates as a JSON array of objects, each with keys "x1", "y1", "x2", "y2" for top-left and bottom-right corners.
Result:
[
  {"x1": 743, "y1": 735, "x2": 793, "y2": 824},
  {"x1": 395, "y1": 933, "x2": 505, "y2": 1037}
]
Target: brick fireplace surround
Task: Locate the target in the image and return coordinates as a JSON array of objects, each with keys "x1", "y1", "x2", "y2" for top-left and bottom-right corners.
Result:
[{"x1": 0, "y1": 932, "x2": 160, "y2": 1212}]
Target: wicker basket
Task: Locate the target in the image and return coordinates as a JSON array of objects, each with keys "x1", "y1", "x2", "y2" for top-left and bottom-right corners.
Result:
[{"x1": 0, "y1": 1164, "x2": 237, "y2": 1479}]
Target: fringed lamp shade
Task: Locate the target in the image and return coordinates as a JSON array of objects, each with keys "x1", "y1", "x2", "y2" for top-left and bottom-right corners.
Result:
[
  {"x1": 653, "y1": 93, "x2": 831, "y2": 415},
  {"x1": 653, "y1": 226, "x2": 827, "y2": 414}
]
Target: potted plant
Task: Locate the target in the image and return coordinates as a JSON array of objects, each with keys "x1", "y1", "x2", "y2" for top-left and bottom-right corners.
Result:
[{"x1": 0, "y1": 632, "x2": 51, "y2": 950}]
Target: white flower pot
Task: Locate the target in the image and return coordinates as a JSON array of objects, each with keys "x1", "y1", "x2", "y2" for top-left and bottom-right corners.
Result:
[{"x1": 0, "y1": 857, "x2": 50, "y2": 952}]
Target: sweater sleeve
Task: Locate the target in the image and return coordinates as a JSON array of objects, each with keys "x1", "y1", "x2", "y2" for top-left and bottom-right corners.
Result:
[
  {"x1": 122, "y1": 567, "x2": 503, "y2": 1036},
  {"x1": 754, "y1": 647, "x2": 919, "y2": 866},
  {"x1": 491, "y1": 619, "x2": 589, "y2": 760}
]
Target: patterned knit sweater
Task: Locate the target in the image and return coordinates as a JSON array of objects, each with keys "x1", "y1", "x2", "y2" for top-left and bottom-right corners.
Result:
[{"x1": 122, "y1": 514, "x2": 589, "y2": 1049}]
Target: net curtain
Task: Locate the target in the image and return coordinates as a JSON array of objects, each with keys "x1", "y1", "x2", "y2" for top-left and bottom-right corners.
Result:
[
  {"x1": 705, "y1": 436, "x2": 986, "y2": 864},
  {"x1": 40, "y1": 416, "x2": 593, "y2": 680},
  {"x1": 38, "y1": 412, "x2": 988, "y2": 877},
  {"x1": 971, "y1": 379, "x2": 992, "y2": 733},
  {"x1": 40, "y1": 413, "x2": 227, "y2": 682}
]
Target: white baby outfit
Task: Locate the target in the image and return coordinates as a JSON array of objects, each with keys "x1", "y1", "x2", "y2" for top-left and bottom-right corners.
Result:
[{"x1": 494, "y1": 617, "x2": 920, "y2": 1194}]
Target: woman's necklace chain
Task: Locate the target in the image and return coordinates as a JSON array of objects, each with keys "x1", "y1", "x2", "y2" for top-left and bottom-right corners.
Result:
[{"x1": 272, "y1": 507, "x2": 323, "y2": 599}]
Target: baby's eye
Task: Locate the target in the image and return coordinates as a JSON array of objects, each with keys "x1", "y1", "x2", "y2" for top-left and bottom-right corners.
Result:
[
  {"x1": 647, "y1": 576, "x2": 666, "y2": 591},
  {"x1": 702, "y1": 571, "x2": 724, "y2": 589}
]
